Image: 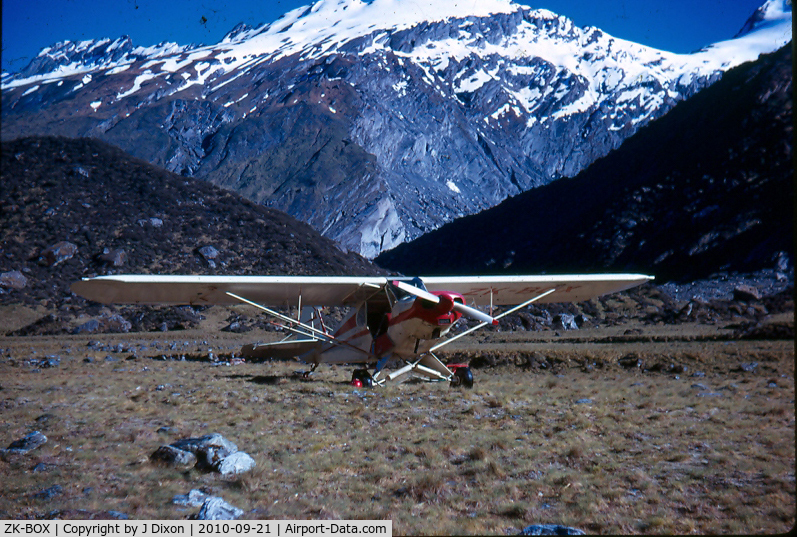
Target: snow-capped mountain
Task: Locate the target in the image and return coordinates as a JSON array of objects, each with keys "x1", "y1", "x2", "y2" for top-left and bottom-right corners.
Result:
[{"x1": 2, "y1": 0, "x2": 791, "y2": 258}]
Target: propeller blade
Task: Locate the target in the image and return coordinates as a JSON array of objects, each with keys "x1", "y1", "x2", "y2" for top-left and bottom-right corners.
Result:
[
  {"x1": 453, "y1": 302, "x2": 498, "y2": 325},
  {"x1": 391, "y1": 280, "x2": 440, "y2": 303}
]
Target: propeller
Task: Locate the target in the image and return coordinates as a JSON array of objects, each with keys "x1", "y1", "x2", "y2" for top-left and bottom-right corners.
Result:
[{"x1": 391, "y1": 280, "x2": 498, "y2": 325}]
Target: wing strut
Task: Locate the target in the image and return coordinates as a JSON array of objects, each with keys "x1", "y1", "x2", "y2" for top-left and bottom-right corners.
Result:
[
  {"x1": 225, "y1": 292, "x2": 334, "y2": 343},
  {"x1": 226, "y1": 291, "x2": 377, "y2": 359},
  {"x1": 429, "y1": 287, "x2": 557, "y2": 352}
]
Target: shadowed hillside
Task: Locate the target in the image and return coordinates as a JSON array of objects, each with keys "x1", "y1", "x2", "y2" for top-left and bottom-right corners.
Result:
[{"x1": 0, "y1": 136, "x2": 382, "y2": 330}]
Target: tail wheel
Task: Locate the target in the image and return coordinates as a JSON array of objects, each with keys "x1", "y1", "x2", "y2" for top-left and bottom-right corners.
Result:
[
  {"x1": 451, "y1": 367, "x2": 473, "y2": 389},
  {"x1": 351, "y1": 368, "x2": 374, "y2": 388}
]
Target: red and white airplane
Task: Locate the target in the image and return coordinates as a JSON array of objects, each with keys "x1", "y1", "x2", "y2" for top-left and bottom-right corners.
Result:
[{"x1": 71, "y1": 274, "x2": 652, "y2": 387}]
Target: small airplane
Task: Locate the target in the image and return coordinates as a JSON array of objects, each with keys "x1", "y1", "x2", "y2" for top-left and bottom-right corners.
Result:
[{"x1": 71, "y1": 273, "x2": 653, "y2": 387}]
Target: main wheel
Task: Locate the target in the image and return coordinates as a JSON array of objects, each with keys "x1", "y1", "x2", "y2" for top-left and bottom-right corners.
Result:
[
  {"x1": 451, "y1": 367, "x2": 473, "y2": 389},
  {"x1": 351, "y1": 368, "x2": 374, "y2": 388}
]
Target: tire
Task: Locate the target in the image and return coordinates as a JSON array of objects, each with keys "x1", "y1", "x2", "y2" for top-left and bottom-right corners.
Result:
[
  {"x1": 452, "y1": 367, "x2": 473, "y2": 389},
  {"x1": 351, "y1": 368, "x2": 374, "y2": 388}
]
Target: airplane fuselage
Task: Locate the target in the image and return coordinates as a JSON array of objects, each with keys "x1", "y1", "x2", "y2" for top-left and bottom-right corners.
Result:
[{"x1": 305, "y1": 292, "x2": 465, "y2": 365}]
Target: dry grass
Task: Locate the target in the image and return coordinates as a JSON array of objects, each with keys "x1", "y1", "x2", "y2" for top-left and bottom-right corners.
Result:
[{"x1": 0, "y1": 326, "x2": 793, "y2": 534}]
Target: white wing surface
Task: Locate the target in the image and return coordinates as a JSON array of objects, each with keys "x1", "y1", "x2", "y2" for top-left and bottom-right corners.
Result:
[
  {"x1": 71, "y1": 275, "x2": 388, "y2": 307},
  {"x1": 421, "y1": 274, "x2": 654, "y2": 306},
  {"x1": 72, "y1": 273, "x2": 653, "y2": 307}
]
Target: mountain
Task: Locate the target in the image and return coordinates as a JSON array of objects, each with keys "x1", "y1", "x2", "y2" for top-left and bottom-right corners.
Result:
[
  {"x1": 375, "y1": 45, "x2": 793, "y2": 283},
  {"x1": 0, "y1": 136, "x2": 379, "y2": 317},
  {"x1": 1, "y1": 0, "x2": 791, "y2": 258}
]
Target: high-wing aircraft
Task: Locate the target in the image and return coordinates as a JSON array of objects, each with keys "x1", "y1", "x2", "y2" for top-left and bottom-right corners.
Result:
[{"x1": 71, "y1": 274, "x2": 653, "y2": 387}]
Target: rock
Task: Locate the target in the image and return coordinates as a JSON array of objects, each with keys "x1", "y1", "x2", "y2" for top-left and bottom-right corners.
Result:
[
  {"x1": 98, "y1": 248, "x2": 127, "y2": 267},
  {"x1": 150, "y1": 445, "x2": 197, "y2": 468},
  {"x1": 104, "y1": 314, "x2": 132, "y2": 333},
  {"x1": 552, "y1": 314, "x2": 578, "y2": 330},
  {"x1": 733, "y1": 285, "x2": 762, "y2": 302},
  {"x1": 6, "y1": 431, "x2": 47, "y2": 453},
  {"x1": 574, "y1": 398, "x2": 593, "y2": 405},
  {"x1": 71, "y1": 314, "x2": 131, "y2": 335},
  {"x1": 72, "y1": 319, "x2": 101, "y2": 334},
  {"x1": 0, "y1": 270, "x2": 28, "y2": 290},
  {"x1": 618, "y1": 354, "x2": 643, "y2": 369},
  {"x1": 38, "y1": 241, "x2": 78, "y2": 266},
  {"x1": 196, "y1": 497, "x2": 244, "y2": 520},
  {"x1": 733, "y1": 362, "x2": 759, "y2": 373},
  {"x1": 173, "y1": 489, "x2": 209, "y2": 507},
  {"x1": 215, "y1": 451, "x2": 256, "y2": 475},
  {"x1": 519, "y1": 524, "x2": 585, "y2": 535},
  {"x1": 170, "y1": 433, "x2": 238, "y2": 468},
  {"x1": 198, "y1": 246, "x2": 219, "y2": 260},
  {"x1": 197, "y1": 246, "x2": 219, "y2": 268},
  {"x1": 32, "y1": 484, "x2": 63, "y2": 501}
]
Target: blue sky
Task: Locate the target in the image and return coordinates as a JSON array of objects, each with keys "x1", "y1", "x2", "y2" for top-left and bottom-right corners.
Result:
[{"x1": 2, "y1": 0, "x2": 768, "y2": 73}]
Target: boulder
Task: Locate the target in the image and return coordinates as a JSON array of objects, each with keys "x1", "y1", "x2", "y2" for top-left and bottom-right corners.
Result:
[
  {"x1": 196, "y1": 497, "x2": 244, "y2": 520},
  {"x1": 6, "y1": 431, "x2": 47, "y2": 453},
  {"x1": 173, "y1": 489, "x2": 210, "y2": 507},
  {"x1": 98, "y1": 248, "x2": 127, "y2": 267},
  {"x1": 150, "y1": 445, "x2": 197, "y2": 468},
  {"x1": 170, "y1": 433, "x2": 239, "y2": 469},
  {"x1": 519, "y1": 525, "x2": 585, "y2": 536},
  {"x1": 215, "y1": 451, "x2": 256, "y2": 475},
  {"x1": 32, "y1": 484, "x2": 63, "y2": 501},
  {"x1": 38, "y1": 241, "x2": 78, "y2": 266},
  {"x1": 733, "y1": 285, "x2": 762, "y2": 302},
  {"x1": 552, "y1": 314, "x2": 578, "y2": 330},
  {"x1": 0, "y1": 270, "x2": 28, "y2": 290},
  {"x1": 197, "y1": 246, "x2": 219, "y2": 268}
]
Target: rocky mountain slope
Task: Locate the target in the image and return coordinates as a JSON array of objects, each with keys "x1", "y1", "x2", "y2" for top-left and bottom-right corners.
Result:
[
  {"x1": 1, "y1": 0, "x2": 791, "y2": 257},
  {"x1": 0, "y1": 136, "x2": 380, "y2": 331},
  {"x1": 375, "y1": 45, "x2": 793, "y2": 284}
]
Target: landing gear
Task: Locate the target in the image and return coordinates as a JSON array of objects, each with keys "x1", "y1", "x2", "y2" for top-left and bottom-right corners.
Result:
[
  {"x1": 300, "y1": 363, "x2": 320, "y2": 380},
  {"x1": 449, "y1": 365, "x2": 473, "y2": 389},
  {"x1": 351, "y1": 368, "x2": 375, "y2": 388}
]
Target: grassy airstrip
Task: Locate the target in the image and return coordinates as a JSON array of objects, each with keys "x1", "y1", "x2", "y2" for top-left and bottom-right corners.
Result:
[{"x1": 0, "y1": 323, "x2": 793, "y2": 534}]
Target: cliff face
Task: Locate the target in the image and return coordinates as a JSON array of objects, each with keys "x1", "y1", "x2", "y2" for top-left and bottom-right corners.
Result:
[
  {"x1": 376, "y1": 46, "x2": 793, "y2": 284},
  {"x1": 2, "y1": 0, "x2": 791, "y2": 257}
]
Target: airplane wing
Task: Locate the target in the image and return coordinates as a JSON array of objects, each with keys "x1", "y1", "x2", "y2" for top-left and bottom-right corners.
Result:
[
  {"x1": 71, "y1": 275, "x2": 389, "y2": 307},
  {"x1": 72, "y1": 273, "x2": 652, "y2": 307},
  {"x1": 421, "y1": 274, "x2": 654, "y2": 306}
]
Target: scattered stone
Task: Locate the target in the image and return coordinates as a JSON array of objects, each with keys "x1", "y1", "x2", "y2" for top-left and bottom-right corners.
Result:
[
  {"x1": 0, "y1": 270, "x2": 28, "y2": 290},
  {"x1": 215, "y1": 451, "x2": 256, "y2": 475},
  {"x1": 618, "y1": 354, "x2": 643, "y2": 369},
  {"x1": 691, "y1": 383, "x2": 709, "y2": 390},
  {"x1": 173, "y1": 489, "x2": 209, "y2": 507},
  {"x1": 38, "y1": 241, "x2": 78, "y2": 267},
  {"x1": 72, "y1": 320, "x2": 101, "y2": 334},
  {"x1": 6, "y1": 431, "x2": 47, "y2": 453},
  {"x1": 150, "y1": 445, "x2": 197, "y2": 468},
  {"x1": 519, "y1": 524, "x2": 585, "y2": 535},
  {"x1": 195, "y1": 497, "x2": 244, "y2": 520},
  {"x1": 172, "y1": 434, "x2": 238, "y2": 468},
  {"x1": 32, "y1": 485, "x2": 63, "y2": 501},
  {"x1": 733, "y1": 285, "x2": 762, "y2": 302},
  {"x1": 98, "y1": 248, "x2": 127, "y2": 267},
  {"x1": 574, "y1": 398, "x2": 593, "y2": 405},
  {"x1": 552, "y1": 314, "x2": 578, "y2": 330},
  {"x1": 107, "y1": 511, "x2": 129, "y2": 519},
  {"x1": 733, "y1": 362, "x2": 759, "y2": 373},
  {"x1": 32, "y1": 462, "x2": 53, "y2": 473},
  {"x1": 155, "y1": 433, "x2": 257, "y2": 475}
]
